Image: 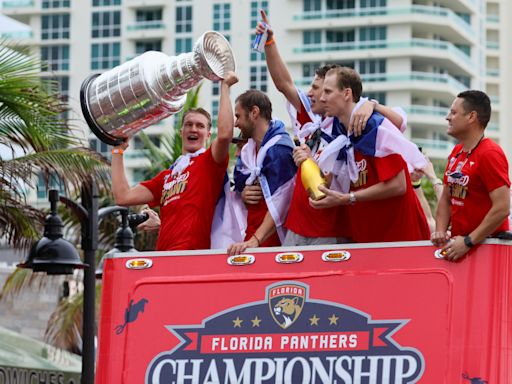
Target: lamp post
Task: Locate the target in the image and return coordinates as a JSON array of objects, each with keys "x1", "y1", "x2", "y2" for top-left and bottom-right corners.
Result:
[{"x1": 19, "y1": 180, "x2": 133, "y2": 384}]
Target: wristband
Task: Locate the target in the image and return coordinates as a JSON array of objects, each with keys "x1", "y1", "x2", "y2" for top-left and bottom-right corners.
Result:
[
  {"x1": 251, "y1": 233, "x2": 261, "y2": 246},
  {"x1": 112, "y1": 148, "x2": 124, "y2": 155},
  {"x1": 433, "y1": 179, "x2": 443, "y2": 186},
  {"x1": 464, "y1": 235, "x2": 475, "y2": 248},
  {"x1": 412, "y1": 179, "x2": 422, "y2": 189},
  {"x1": 265, "y1": 37, "x2": 275, "y2": 46}
]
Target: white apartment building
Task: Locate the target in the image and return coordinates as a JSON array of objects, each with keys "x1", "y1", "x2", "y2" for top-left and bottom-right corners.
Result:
[{"x1": 1, "y1": 0, "x2": 511, "y2": 202}]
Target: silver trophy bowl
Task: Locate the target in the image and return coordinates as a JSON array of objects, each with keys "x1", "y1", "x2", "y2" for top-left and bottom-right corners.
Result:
[{"x1": 80, "y1": 31, "x2": 236, "y2": 145}]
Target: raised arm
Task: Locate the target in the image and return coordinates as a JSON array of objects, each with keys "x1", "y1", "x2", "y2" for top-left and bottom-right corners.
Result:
[
  {"x1": 111, "y1": 142, "x2": 154, "y2": 206},
  {"x1": 257, "y1": 10, "x2": 302, "y2": 111},
  {"x1": 211, "y1": 71, "x2": 238, "y2": 164}
]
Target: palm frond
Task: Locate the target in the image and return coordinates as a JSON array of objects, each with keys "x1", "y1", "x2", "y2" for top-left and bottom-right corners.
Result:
[{"x1": 0, "y1": 268, "x2": 49, "y2": 302}]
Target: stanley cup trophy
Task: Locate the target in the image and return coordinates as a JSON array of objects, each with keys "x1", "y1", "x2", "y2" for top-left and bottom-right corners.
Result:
[{"x1": 80, "y1": 31, "x2": 236, "y2": 145}]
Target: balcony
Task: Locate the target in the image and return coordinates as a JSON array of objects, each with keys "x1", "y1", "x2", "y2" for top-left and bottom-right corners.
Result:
[
  {"x1": 486, "y1": 14, "x2": 500, "y2": 23},
  {"x1": 486, "y1": 41, "x2": 500, "y2": 50},
  {"x1": 293, "y1": 39, "x2": 473, "y2": 74},
  {"x1": 486, "y1": 68, "x2": 500, "y2": 77},
  {"x1": 293, "y1": 5, "x2": 473, "y2": 38},
  {"x1": 1, "y1": 0, "x2": 34, "y2": 8},
  {"x1": 126, "y1": 21, "x2": 166, "y2": 31},
  {"x1": 411, "y1": 138, "x2": 454, "y2": 159}
]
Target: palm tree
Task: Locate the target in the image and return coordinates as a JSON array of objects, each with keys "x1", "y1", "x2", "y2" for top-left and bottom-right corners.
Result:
[
  {"x1": 0, "y1": 41, "x2": 110, "y2": 351},
  {"x1": 0, "y1": 42, "x2": 110, "y2": 249}
]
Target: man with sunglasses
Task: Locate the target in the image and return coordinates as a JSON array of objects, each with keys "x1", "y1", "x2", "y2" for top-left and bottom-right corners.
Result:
[{"x1": 431, "y1": 90, "x2": 510, "y2": 261}]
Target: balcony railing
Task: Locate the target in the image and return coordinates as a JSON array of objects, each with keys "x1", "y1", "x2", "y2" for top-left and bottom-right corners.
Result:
[
  {"x1": 486, "y1": 14, "x2": 500, "y2": 23},
  {"x1": 295, "y1": 72, "x2": 467, "y2": 93},
  {"x1": 486, "y1": 68, "x2": 500, "y2": 77},
  {"x1": 487, "y1": 123, "x2": 499, "y2": 132},
  {"x1": 294, "y1": 5, "x2": 473, "y2": 36},
  {"x1": 1, "y1": 0, "x2": 34, "y2": 7},
  {"x1": 412, "y1": 138, "x2": 454, "y2": 151},
  {"x1": 294, "y1": 38, "x2": 472, "y2": 68},
  {"x1": 126, "y1": 21, "x2": 166, "y2": 31},
  {"x1": 486, "y1": 41, "x2": 499, "y2": 50},
  {"x1": 404, "y1": 105, "x2": 449, "y2": 118}
]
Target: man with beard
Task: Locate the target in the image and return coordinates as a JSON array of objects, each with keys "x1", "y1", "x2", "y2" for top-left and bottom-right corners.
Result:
[{"x1": 227, "y1": 90, "x2": 296, "y2": 255}]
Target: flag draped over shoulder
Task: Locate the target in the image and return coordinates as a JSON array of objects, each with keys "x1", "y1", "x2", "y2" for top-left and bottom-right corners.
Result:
[
  {"x1": 318, "y1": 100, "x2": 426, "y2": 193},
  {"x1": 210, "y1": 120, "x2": 296, "y2": 248},
  {"x1": 235, "y1": 120, "x2": 297, "y2": 242}
]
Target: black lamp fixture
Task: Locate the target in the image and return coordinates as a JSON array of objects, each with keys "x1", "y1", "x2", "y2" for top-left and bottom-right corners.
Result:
[
  {"x1": 95, "y1": 209, "x2": 136, "y2": 279},
  {"x1": 18, "y1": 189, "x2": 86, "y2": 275}
]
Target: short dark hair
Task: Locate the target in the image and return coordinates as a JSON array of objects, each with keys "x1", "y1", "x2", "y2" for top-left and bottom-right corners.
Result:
[
  {"x1": 182, "y1": 108, "x2": 212, "y2": 130},
  {"x1": 457, "y1": 90, "x2": 491, "y2": 128},
  {"x1": 235, "y1": 90, "x2": 272, "y2": 121},
  {"x1": 326, "y1": 66, "x2": 362, "y2": 103},
  {"x1": 315, "y1": 63, "x2": 340, "y2": 79}
]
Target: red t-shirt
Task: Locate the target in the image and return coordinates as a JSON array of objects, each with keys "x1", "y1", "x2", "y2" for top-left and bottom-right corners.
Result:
[
  {"x1": 244, "y1": 199, "x2": 281, "y2": 247},
  {"x1": 444, "y1": 138, "x2": 510, "y2": 236},
  {"x1": 141, "y1": 148, "x2": 228, "y2": 251},
  {"x1": 285, "y1": 104, "x2": 351, "y2": 238},
  {"x1": 348, "y1": 152, "x2": 430, "y2": 243}
]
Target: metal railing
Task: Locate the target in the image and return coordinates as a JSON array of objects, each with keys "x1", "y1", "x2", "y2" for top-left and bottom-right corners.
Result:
[{"x1": 294, "y1": 5, "x2": 473, "y2": 36}]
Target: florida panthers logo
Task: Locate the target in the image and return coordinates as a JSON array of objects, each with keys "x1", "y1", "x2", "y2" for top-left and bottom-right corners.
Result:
[{"x1": 268, "y1": 283, "x2": 305, "y2": 329}]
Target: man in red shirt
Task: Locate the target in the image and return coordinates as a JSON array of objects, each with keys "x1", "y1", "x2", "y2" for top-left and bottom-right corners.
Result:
[
  {"x1": 110, "y1": 72, "x2": 238, "y2": 251},
  {"x1": 431, "y1": 90, "x2": 510, "y2": 261},
  {"x1": 254, "y1": 10, "x2": 406, "y2": 245},
  {"x1": 310, "y1": 67, "x2": 430, "y2": 243}
]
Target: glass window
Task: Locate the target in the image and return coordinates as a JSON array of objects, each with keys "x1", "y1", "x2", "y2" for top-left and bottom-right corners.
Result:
[
  {"x1": 303, "y1": 30, "x2": 322, "y2": 45},
  {"x1": 176, "y1": 6, "x2": 192, "y2": 33},
  {"x1": 42, "y1": 0, "x2": 70, "y2": 8},
  {"x1": 135, "y1": 40, "x2": 162, "y2": 54},
  {"x1": 326, "y1": 30, "x2": 355, "y2": 43},
  {"x1": 327, "y1": 0, "x2": 355, "y2": 10},
  {"x1": 92, "y1": 0, "x2": 120, "y2": 6},
  {"x1": 37, "y1": 173, "x2": 65, "y2": 200},
  {"x1": 249, "y1": 65, "x2": 267, "y2": 93},
  {"x1": 91, "y1": 42, "x2": 120, "y2": 70},
  {"x1": 364, "y1": 91, "x2": 386, "y2": 104},
  {"x1": 175, "y1": 38, "x2": 192, "y2": 54},
  {"x1": 92, "y1": 11, "x2": 121, "y2": 38},
  {"x1": 41, "y1": 45, "x2": 70, "y2": 71},
  {"x1": 136, "y1": 8, "x2": 163, "y2": 22},
  {"x1": 360, "y1": 0, "x2": 386, "y2": 7},
  {"x1": 41, "y1": 14, "x2": 70, "y2": 40},
  {"x1": 304, "y1": 0, "x2": 321, "y2": 12},
  {"x1": 250, "y1": 1, "x2": 268, "y2": 28},
  {"x1": 359, "y1": 26, "x2": 386, "y2": 41},
  {"x1": 213, "y1": 3, "x2": 231, "y2": 32},
  {"x1": 358, "y1": 59, "x2": 386, "y2": 74}
]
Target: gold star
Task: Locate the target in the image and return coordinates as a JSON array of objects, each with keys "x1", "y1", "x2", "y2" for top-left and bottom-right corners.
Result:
[
  {"x1": 309, "y1": 314, "x2": 320, "y2": 326},
  {"x1": 233, "y1": 317, "x2": 243, "y2": 328},
  {"x1": 251, "y1": 316, "x2": 262, "y2": 327},
  {"x1": 328, "y1": 314, "x2": 339, "y2": 325}
]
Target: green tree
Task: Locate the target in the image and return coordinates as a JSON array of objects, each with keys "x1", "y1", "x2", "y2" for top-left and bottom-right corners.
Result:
[
  {"x1": 0, "y1": 42, "x2": 110, "y2": 352},
  {"x1": 0, "y1": 43, "x2": 109, "y2": 249}
]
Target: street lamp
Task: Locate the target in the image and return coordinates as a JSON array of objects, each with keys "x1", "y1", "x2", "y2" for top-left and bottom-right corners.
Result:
[{"x1": 18, "y1": 180, "x2": 133, "y2": 384}]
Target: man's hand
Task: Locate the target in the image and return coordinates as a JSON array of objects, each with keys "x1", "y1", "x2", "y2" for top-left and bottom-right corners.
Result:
[
  {"x1": 441, "y1": 236, "x2": 470, "y2": 262},
  {"x1": 112, "y1": 140, "x2": 129, "y2": 152},
  {"x1": 255, "y1": 10, "x2": 273, "y2": 40},
  {"x1": 430, "y1": 231, "x2": 450, "y2": 247},
  {"x1": 227, "y1": 235, "x2": 259, "y2": 256},
  {"x1": 137, "y1": 208, "x2": 161, "y2": 232},
  {"x1": 348, "y1": 100, "x2": 374, "y2": 137},
  {"x1": 222, "y1": 71, "x2": 239, "y2": 87},
  {"x1": 292, "y1": 144, "x2": 312, "y2": 167},
  {"x1": 241, "y1": 184, "x2": 263, "y2": 205},
  {"x1": 309, "y1": 185, "x2": 348, "y2": 209}
]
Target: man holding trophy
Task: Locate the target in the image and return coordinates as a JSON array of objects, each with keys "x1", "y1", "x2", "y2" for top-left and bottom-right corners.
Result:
[{"x1": 110, "y1": 71, "x2": 239, "y2": 251}]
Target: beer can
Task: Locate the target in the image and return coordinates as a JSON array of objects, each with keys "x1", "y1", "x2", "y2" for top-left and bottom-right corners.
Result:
[{"x1": 252, "y1": 23, "x2": 268, "y2": 53}]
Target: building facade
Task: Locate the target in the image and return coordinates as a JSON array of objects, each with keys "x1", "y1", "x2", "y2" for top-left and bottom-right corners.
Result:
[{"x1": 1, "y1": 0, "x2": 511, "y2": 202}]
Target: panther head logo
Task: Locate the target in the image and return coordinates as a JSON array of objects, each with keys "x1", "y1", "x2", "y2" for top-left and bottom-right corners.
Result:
[{"x1": 268, "y1": 283, "x2": 306, "y2": 329}]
